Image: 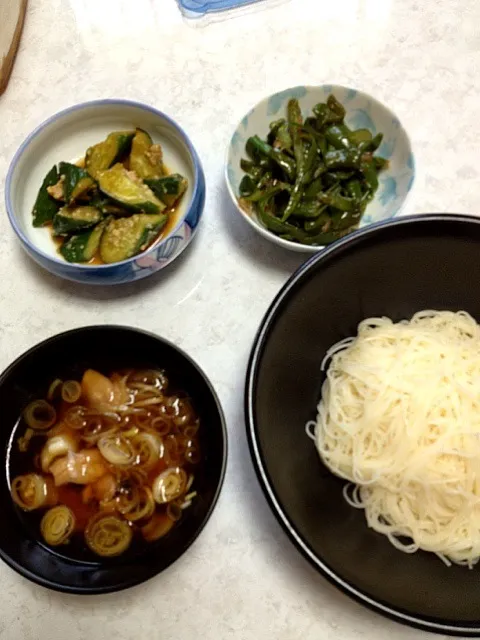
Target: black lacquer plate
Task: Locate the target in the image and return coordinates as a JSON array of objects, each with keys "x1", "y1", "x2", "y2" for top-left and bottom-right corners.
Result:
[
  {"x1": 246, "y1": 214, "x2": 480, "y2": 635},
  {"x1": 0, "y1": 326, "x2": 227, "y2": 594}
]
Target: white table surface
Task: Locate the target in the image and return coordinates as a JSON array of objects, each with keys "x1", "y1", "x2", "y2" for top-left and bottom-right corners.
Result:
[{"x1": 0, "y1": 1, "x2": 479, "y2": 638}]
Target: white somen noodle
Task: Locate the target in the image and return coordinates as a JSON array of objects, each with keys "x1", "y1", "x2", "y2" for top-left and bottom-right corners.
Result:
[{"x1": 310, "y1": 310, "x2": 480, "y2": 568}]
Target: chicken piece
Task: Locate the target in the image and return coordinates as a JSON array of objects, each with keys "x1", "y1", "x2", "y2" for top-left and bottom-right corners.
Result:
[
  {"x1": 82, "y1": 485, "x2": 94, "y2": 504},
  {"x1": 81, "y1": 369, "x2": 129, "y2": 409},
  {"x1": 50, "y1": 449, "x2": 107, "y2": 486},
  {"x1": 41, "y1": 432, "x2": 79, "y2": 473},
  {"x1": 47, "y1": 422, "x2": 78, "y2": 439},
  {"x1": 81, "y1": 476, "x2": 115, "y2": 505},
  {"x1": 92, "y1": 473, "x2": 117, "y2": 502},
  {"x1": 46, "y1": 176, "x2": 65, "y2": 200}
]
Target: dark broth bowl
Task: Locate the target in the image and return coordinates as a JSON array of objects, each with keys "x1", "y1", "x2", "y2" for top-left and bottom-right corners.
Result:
[
  {"x1": 246, "y1": 214, "x2": 480, "y2": 636},
  {"x1": 0, "y1": 326, "x2": 227, "y2": 594}
]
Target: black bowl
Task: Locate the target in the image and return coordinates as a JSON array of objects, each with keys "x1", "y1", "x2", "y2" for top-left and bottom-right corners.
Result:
[
  {"x1": 246, "y1": 214, "x2": 480, "y2": 636},
  {"x1": 0, "y1": 326, "x2": 227, "y2": 594}
]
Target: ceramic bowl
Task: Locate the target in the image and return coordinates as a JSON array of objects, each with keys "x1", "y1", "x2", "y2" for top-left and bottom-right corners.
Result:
[
  {"x1": 246, "y1": 214, "x2": 480, "y2": 634},
  {"x1": 0, "y1": 326, "x2": 227, "y2": 593},
  {"x1": 5, "y1": 100, "x2": 206, "y2": 285},
  {"x1": 226, "y1": 85, "x2": 415, "y2": 253}
]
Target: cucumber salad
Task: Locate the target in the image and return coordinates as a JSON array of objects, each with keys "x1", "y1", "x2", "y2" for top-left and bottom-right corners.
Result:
[{"x1": 31, "y1": 129, "x2": 188, "y2": 264}]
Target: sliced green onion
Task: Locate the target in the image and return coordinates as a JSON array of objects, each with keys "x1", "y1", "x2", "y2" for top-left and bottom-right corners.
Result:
[
  {"x1": 17, "y1": 428, "x2": 35, "y2": 453},
  {"x1": 61, "y1": 380, "x2": 82, "y2": 403},
  {"x1": 166, "y1": 502, "x2": 182, "y2": 522},
  {"x1": 41, "y1": 505, "x2": 75, "y2": 545},
  {"x1": 133, "y1": 432, "x2": 162, "y2": 469},
  {"x1": 64, "y1": 405, "x2": 88, "y2": 430},
  {"x1": 98, "y1": 434, "x2": 135, "y2": 466},
  {"x1": 152, "y1": 468, "x2": 187, "y2": 504},
  {"x1": 11, "y1": 473, "x2": 56, "y2": 510},
  {"x1": 124, "y1": 487, "x2": 155, "y2": 522},
  {"x1": 24, "y1": 400, "x2": 56, "y2": 431},
  {"x1": 85, "y1": 514, "x2": 132, "y2": 557},
  {"x1": 47, "y1": 379, "x2": 63, "y2": 402}
]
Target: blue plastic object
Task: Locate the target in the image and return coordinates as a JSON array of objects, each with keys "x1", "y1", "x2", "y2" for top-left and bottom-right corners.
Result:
[{"x1": 178, "y1": 0, "x2": 266, "y2": 18}]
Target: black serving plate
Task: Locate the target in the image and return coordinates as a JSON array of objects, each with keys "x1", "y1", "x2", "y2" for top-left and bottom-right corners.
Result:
[
  {"x1": 0, "y1": 326, "x2": 227, "y2": 594},
  {"x1": 246, "y1": 214, "x2": 480, "y2": 635}
]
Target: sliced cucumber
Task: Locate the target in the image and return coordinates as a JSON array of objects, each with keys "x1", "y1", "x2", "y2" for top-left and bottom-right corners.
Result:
[
  {"x1": 85, "y1": 131, "x2": 135, "y2": 179},
  {"x1": 60, "y1": 219, "x2": 109, "y2": 263},
  {"x1": 129, "y1": 128, "x2": 165, "y2": 180},
  {"x1": 145, "y1": 174, "x2": 188, "y2": 208},
  {"x1": 53, "y1": 205, "x2": 103, "y2": 236},
  {"x1": 32, "y1": 166, "x2": 62, "y2": 227},
  {"x1": 58, "y1": 162, "x2": 96, "y2": 204},
  {"x1": 99, "y1": 213, "x2": 167, "y2": 264},
  {"x1": 98, "y1": 163, "x2": 165, "y2": 214},
  {"x1": 90, "y1": 194, "x2": 129, "y2": 216}
]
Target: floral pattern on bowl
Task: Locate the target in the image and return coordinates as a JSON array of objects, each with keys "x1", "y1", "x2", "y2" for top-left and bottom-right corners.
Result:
[
  {"x1": 132, "y1": 222, "x2": 193, "y2": 275},
  {"x1": 225, "y1": 85, "x2": 415, "y2": 253}
]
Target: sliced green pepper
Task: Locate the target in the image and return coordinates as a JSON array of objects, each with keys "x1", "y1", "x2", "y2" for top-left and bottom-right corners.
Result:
[
  {"x1": 324, "y1": 124, "x2": 352, "y2": 150},
  {"x1": 304, "y1": 177, "x2": 324, "y2": 199},
  {"x1": 324, "y1": 148, "x2": 361, "y2": 170},
  {"x1": 281, "y1": 99, "x2": 313, "y2": 221},
  {"x1": 319, "y1": 191, "x2": 358, "y2": 212},
  {"x1": 359, "y1": 133, "x2": 383, "y2": 153},
  {"x1": 313, "y1": 102, "x2": 343, "y2": 127},
  {"x1": 246, "y1": 136, "x2": 296, "y2": 181},
  {"x1": 326, "y1": 170, "x2": 355, "y2": 181},
  {"x1": 244, "y1": 172, "x2": 278, "y2": 201},
  {"x1": 247, "y1": 182, "x2": 290, "y2": 203},
  {"x1": 291, "y1": 201, "x2": 329, "y2": 219},
  {"x1": 239, "y1": 175, "x2": 257, "y2": 197},
  {"x1": 374, "y1": 156, "x2": 389, "y2": 171},
  {"x1": 346, "y1": 179, "x2": 363, "y2": 201},
  {"x1": 268, "y1": 118, "x2": 293, "y2": 153},
  {"x1": 260, "y1": 205, "x2": 354, "y2": 245},
  {"x1": 238, "y1": 93, "x2": 388, "y2": 247},
  {"x1": 304, "y1": 212, "x2": 333, "y2": 234},
  {"x1": 313, "y1": 96, "x2": 345, "y2": 127},
  {"x1": 329, "y1": 208, "x2": 363, "y2": 231},
  {"x1": 240, "y1": 159, "x2": 265, "y2": 180},
  {"x1": 360, "y1": 159, "x2": 379, "y2": 196},
  {"x1": 349, "y1": 129, "x2": 372, "y2": 146},
  {"x1": 327, "y1": 95, "x2": 346, "y2": 120}
]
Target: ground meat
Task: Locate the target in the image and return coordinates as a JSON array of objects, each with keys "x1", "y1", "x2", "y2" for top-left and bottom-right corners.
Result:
[
  {"x1": 126, "y1": 169, "x2": 142, "y2": 183},
  {"x1": 145, "y1": 144, "x2": 163, "y2": 167},
  {"x1": 46, "y1": 176, "x2": 65, "y2": 200}
]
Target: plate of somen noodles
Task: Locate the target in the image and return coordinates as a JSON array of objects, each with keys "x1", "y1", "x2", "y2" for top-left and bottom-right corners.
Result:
[
  {"x1": 0, "y1": 326, "x2": 226, "y2": 593},
  {"x1": 246, "y1": 214, "x2": 480, "y2": 635}
]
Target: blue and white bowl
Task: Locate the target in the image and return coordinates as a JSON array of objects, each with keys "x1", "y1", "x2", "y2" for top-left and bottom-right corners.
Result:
[
  {"x1": 226, "y1": 85, "x2": 415, "y2": 253},
  {"x1": 6, "y1": 100, "x2": 206, "y2": 284}
]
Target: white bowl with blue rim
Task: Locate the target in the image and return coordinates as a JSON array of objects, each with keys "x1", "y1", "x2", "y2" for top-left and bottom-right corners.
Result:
[
  {"x1": 225, "y1": 85, "x2": 415, "y2": 253},
  {"x1": 5, "y1": 99, "x2": 205, "y2": 285}
]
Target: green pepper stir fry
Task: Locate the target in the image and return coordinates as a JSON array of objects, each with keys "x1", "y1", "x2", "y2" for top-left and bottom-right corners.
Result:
[{"x1": 238, "y1": 95, "x2": 389, "y2": 246}]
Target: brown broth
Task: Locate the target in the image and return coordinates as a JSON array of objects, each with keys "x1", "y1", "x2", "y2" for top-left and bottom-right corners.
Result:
[
  {"x1": 8, "y1": 369, "x2": 201, "y2": 561},
  {"x1": 56, "y1": 485, "x2": 98, "y2": 531}
]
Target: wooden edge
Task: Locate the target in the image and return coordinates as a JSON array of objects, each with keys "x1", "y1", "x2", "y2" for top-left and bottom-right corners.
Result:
[{"x1": 0, "y1": 0, "x2": 28, "y2": 96}]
